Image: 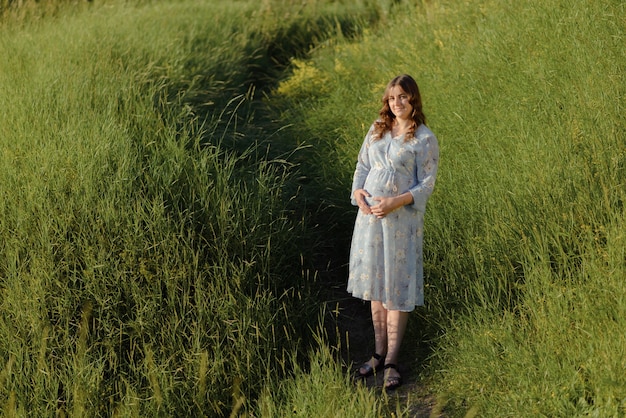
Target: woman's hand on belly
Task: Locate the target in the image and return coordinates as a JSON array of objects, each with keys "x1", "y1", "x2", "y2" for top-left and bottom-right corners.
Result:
[
  {"x1": 370, "y1": 192, "x2": 414, "y2": 219},
  {"x1": 353, "y1": 189, "x2": 373, "y2": 215}
]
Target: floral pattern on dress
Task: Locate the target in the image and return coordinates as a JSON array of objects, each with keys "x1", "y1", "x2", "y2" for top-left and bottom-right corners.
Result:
[{"x1": 347, "y1": 123, "x2": 439, "y2": 311}]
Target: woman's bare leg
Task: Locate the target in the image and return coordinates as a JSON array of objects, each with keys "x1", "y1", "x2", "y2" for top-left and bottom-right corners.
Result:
[
  {"x1": 358, "y1": 301, "x2": 387, "y2": 374},
  {"x1": 384, "y1": 310, "x2": 409, "y2": 366},
  {"x1": 384, "y1": 310, "x2": 409, "y2": 386},
  {"x1": 371, "y1": 301, "x2": 388, "y2": 357},
  {"x1": 358, "y1": 303, "x2": 410, "y2": 381}
]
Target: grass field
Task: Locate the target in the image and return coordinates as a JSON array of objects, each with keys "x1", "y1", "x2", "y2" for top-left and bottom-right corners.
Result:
[
  {"x1": 0, "y1": 0, "x2": 624, "y2": 416},
  {"x1": 269, "y1": 0, "x2": 625, "y2": 415}
]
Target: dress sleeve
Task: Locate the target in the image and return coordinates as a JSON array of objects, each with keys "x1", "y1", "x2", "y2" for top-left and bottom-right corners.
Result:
[
  {"x1": 408, "y1": 130, "x2": 439, "y2": 212},
  {"x1": 350, "y1": 125, "x2": 374, "y2": 206}
]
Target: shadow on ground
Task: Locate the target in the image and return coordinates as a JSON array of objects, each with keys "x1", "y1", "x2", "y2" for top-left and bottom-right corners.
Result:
[{"x1": 318, "y1": 253, "x2": 446, "y2": 417}]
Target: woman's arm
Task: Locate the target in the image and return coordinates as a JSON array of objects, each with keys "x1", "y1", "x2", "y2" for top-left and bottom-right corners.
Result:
[
  {"x1": 408, "y1": 132, "x2": 439, "y2": 212},
  {"x1": 350, "y1": 126, "x2": 374, "y2": 206}
]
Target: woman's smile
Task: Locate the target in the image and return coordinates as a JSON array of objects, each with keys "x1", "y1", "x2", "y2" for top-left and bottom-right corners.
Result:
[{"x1": 387, "y1": 85, "x2": 413, "y2": 120}]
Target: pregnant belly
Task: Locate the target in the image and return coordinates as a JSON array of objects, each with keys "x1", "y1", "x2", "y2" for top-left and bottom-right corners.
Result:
[{"x1": 363, "y1": 186, "x2": 396, "y2": 207}]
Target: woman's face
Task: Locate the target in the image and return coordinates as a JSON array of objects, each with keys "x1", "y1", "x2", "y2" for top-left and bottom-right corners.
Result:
[{"x1": 387, "y1": 85, "x2": 413, "y2": 121}]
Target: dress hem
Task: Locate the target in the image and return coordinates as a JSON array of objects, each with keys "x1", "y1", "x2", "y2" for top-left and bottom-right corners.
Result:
[{"x1": 347, "y1": 292, "x2": 422, "y2": 312}]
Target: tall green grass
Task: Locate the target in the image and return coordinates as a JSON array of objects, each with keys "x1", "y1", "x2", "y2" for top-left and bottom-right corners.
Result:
[
  {"x1": 2, "y1": 0, "x2": 625, "y2": 416},
  {"x1": 270, "y1": 0, "x2": 625, "y2": 415},
  {"x1": 0, "y1": 0, "x2": 386, "y2": 416}
]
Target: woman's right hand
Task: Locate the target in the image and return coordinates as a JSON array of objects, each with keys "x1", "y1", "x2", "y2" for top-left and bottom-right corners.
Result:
[{"x1": 353, "y1": 189, "x2": 372, "y2": 215}]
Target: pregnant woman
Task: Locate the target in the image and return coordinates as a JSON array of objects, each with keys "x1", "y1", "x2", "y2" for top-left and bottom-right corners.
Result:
[{"x1": 348, "y1": 74, "x2": 439, "y2": 390}]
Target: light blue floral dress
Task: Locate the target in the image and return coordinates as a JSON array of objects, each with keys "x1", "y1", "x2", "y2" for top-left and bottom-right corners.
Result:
[{"x1": 347, "y1": 123, "x2": 439, "y2": 311}]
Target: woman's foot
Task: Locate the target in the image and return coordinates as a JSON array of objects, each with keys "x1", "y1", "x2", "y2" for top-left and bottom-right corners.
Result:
[
  {"x1": 356, "y1": 353, "x2": 385, "y2": 378},
  {"x1": 383, "y1": 364, "x2": 402, "y2": 390}
]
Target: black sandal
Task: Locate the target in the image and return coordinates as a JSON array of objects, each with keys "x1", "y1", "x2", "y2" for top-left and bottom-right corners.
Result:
[
  {"x1": 383, "y1": 364, "x2": 402, "y2": 390},
  {"x1": 356, "y1": 353, "x2": 385, "y2": 378}
]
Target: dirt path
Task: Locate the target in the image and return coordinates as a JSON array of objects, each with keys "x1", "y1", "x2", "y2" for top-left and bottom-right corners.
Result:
[{"x1": 323, "y1": 275, "x2": 445, "y2": 417}]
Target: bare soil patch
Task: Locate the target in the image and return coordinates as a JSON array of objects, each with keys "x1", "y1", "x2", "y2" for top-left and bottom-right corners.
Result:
[{"x1": 322, "y1": 272, "x2": 445, "y2": 417}]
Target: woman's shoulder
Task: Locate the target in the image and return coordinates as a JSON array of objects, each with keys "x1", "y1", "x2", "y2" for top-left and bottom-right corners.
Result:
[
  {"x1": 415, "y1": 123, "x2": 435, "y2": 139},
  {"x1": 407, "y1": 124, "x2": 437, "y2": 147},
  {"x1": 366, "y1": 120, "x2": 386, "y2": 141}
]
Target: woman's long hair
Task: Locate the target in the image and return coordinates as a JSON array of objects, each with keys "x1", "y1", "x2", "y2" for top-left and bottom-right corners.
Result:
[{"x1": 372, "y1": 74, "x2": 426, "y2": 141}]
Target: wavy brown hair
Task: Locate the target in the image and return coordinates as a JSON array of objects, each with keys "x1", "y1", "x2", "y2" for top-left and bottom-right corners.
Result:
[{"x1": 372, "y1": 74, "x2": 426, "y2": 141}]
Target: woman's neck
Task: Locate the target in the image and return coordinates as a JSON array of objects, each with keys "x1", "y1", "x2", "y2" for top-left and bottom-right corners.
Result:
[
  {"x1": 396, "y1": 118, "x2": 412, "y2": 129},
  {"x1": 392, "y1": 118, "x2": 413, "y2": 136}
]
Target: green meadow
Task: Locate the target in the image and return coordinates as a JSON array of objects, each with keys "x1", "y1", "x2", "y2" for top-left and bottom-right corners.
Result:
[{"x1": 0, "y1": 0, "x2": 624, "y2": 416}]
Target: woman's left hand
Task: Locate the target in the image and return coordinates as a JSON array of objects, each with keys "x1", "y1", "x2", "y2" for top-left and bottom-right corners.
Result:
[
  {"x1": 370, "y1": 193, "x2": 413, "y2": 219},
  {"x1": 370, "y1": 197, "x2": 400, "y2": 218}
]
